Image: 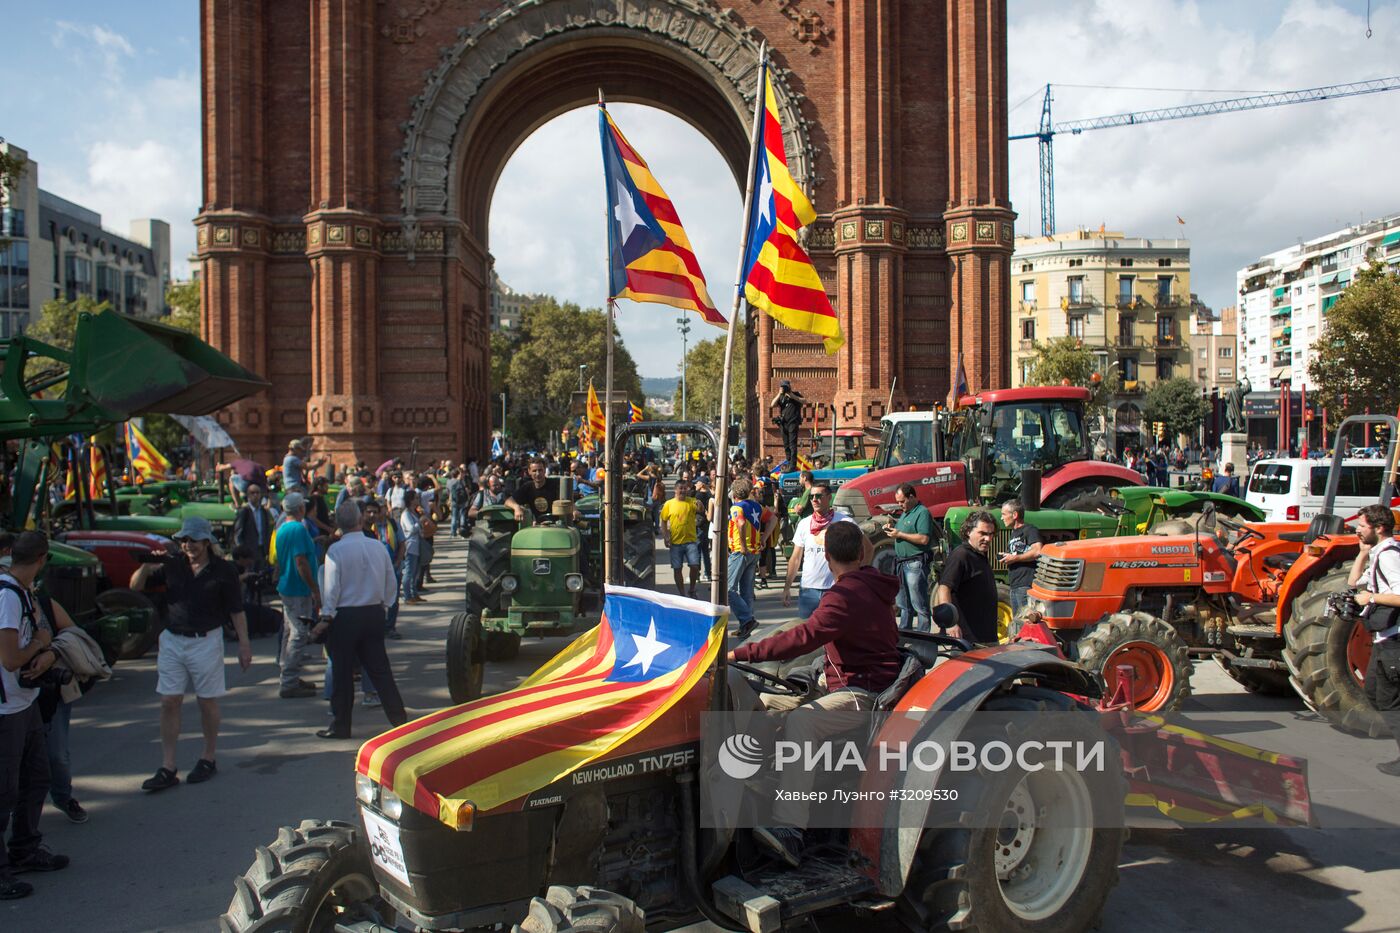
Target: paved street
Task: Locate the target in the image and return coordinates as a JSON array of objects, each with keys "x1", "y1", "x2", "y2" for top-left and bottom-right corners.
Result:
[{"x1": 6, "y1": 532, "x2": 1400, "y2": 932}]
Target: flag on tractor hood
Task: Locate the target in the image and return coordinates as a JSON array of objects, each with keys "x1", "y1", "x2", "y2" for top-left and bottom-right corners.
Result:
[{"x1": 357, "y1": 587, "x2": 727, "y2": 826}]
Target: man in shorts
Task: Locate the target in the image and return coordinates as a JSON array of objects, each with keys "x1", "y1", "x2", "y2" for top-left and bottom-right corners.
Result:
[
  {"x1": 660, "y1": 480, "x2": 701, "y2": 598},
  {"x1": 130, "y1": 518, "x2": 251, "y2": 791}
]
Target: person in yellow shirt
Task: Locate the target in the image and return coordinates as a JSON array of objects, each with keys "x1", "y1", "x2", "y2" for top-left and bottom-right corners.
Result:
[{"x1": 660, "y1": 480, "x2": 701, "y2": 598}]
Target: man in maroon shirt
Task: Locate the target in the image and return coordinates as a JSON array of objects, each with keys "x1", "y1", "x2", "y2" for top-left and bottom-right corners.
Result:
[{"x1": 728, "y1": 520, "x2": 900, "y2": 866}]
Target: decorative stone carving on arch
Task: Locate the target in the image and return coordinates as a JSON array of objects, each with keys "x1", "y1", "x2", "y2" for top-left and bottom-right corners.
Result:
[{"x1": 395, "y1": 0, "x2": 816, "y2": 226}]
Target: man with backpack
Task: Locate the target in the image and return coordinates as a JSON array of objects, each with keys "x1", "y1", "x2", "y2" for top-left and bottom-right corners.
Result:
[{"x1": 448, "y1": 467, "x2": 471, "y2": 538}]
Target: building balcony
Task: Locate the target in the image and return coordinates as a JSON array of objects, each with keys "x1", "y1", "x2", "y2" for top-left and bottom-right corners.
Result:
[
  {"x1": 1018, "y1": 339, "x2": 1036, "y2": 352},
  {"x1": 1115, "y1": 295, "x2": 1142, "y2": 310},
  {"x1": 1272, "y1": 354, "x2": 1291, "y2": 367},
  {"x1": 1152, "y1": 293, "x2": 1183, "y2": 309},
  {"x1": 1154, "y1": 333, "x2": 1185, "y2": 350},
  {"x1": 1113, "y1": 334, "x2": 1148, "y2": 349},
  {"x1": 1017, "y1": 300, "x2": 1038, "y2": 314},
  {"x1": 1117, "y1": 380, "x2": 1145, "y2": 395},
  {"x1": 1060, "y1": 296, "x2": 1095, "y2": 311}
]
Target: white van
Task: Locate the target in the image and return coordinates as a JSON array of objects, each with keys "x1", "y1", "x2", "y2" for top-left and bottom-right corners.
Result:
[{"x1": 1245, "y1": 458, "x2": 1385, "y2": 522}]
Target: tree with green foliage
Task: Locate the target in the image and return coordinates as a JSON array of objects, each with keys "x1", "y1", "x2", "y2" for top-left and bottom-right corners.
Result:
[
  {"x1": 164, "y1": 280, "x2": 201, "y2": 335},
  {"x1": 1308, "y1": 262, "x2": 1400, "y2": 420},
  {"x1": 673, "y1": 321, "x2": 745, "y2": 422},
  {"x1": 501, "y1": 299, "x2": 643, "y2": 444},
  {"x1": 1144, "y1": 377, "x2": 1210, "y2": 443},
  {"x1": 0, "y1": 142, "x2": 25, "y2": 249},
  {"x1": 1024, "y1": 336, "x2": 1110, "y2": 419},
  {"x1": 29, "y1": 295, "x2": 110, "y2": 350}
]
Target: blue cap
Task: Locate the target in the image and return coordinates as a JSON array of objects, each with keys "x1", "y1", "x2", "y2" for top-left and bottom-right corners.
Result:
[{"x1": 173, "y1": 516, "x2": 215, "y2": 542}]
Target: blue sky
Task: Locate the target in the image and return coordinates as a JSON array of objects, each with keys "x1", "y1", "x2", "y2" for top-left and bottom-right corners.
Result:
[{"x1": 6, "y1": 1, "x2": 1399, "y2": 378}]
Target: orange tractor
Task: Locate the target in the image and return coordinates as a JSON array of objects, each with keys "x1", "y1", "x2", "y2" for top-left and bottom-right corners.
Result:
[{"x1": 1022, "y1": 415, "x2": 1399, "y2": 727}]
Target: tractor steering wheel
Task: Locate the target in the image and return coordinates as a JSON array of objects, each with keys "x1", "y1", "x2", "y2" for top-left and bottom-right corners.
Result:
[
  {"x1": 731, "y1": 661, "x2": 815, "y2": 698},
  {"x1": 1217, "y1": 515, "x2": 1263, "y2": 540}
]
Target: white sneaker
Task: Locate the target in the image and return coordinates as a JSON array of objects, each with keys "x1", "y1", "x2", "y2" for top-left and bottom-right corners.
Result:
[{"x1": 362, "y1": 694, "x2": 382, "y2": 709}]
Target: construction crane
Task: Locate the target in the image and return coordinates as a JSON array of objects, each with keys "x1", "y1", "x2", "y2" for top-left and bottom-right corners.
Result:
[{"x1": 1011, "y1": 76, "x2": 1400, "y2": 236}]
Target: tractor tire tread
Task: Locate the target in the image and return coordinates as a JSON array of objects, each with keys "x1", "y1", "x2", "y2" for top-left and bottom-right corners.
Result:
[
  {"x1": 1281, "y1": 566, "x2": 1382, "y2": 736},
  {"x1": 1075, "y1": 611, "x2": 1192, "y2": 711}
]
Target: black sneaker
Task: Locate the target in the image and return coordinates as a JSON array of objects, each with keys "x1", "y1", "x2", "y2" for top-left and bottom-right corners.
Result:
[
  {"x1": 1378, "y1": 759, "x2": 1400, "y2": 777},
  {"x1": 735, "y1": 620, "x2": 758, "y2": 640},
  {"x1": 187, "y1": 759, "x2": 217, "y2": 784},
  {"x1": 753, "y1": 826, "x2": 804, "y2": 867},
  {"x1": 60, "y1": 799, "x2": 88, "y2": 824},
  {"x1": 279, "y1": 685, "x2": 318, "y2": 698},
  {"x1": 10, "y1": 846, "x2": 69, "y2": 874},
  {"x1": 0, "y1": 871, "x2": 31, "y2": 900},
  {"x1": 141, "y1": 767, "x2": 180, "y2": 792}
]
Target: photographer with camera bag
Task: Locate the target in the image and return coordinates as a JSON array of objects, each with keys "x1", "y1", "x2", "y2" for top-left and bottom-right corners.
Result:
[
  {"x1": 0, "y1": 532, "x2": 69, "y2": 898},
  {"x1": 1350, "y1": 504, "x2": 1400, "y2": 776},
  {"x1": 131, "y1": 518, "x2": 251, "y2": 792}
]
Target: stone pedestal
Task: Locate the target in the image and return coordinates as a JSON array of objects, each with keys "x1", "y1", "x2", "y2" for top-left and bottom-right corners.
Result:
[{"x1": 1222, "y1": 432, "x2": 1249, "y2": 479}]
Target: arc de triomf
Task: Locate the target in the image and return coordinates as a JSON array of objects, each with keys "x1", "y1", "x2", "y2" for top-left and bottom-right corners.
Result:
[{"x1": 197, "y1": 0, "x2": 1013, "y2": 464}]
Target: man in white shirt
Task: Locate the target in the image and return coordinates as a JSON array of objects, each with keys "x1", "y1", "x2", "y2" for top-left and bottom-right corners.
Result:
[
  {"x1": 783, "y1": 483, "x2": 854, "y2": 618},
  {"x1": 0, "y1": 533, "x2": 69, "y2": 898},
  {"x1": 311, "y1": 501, "x2": 407, "y2": 739},
  {"x1": 1351, "y1": 504, "x2": 1400, "y2": 776}
]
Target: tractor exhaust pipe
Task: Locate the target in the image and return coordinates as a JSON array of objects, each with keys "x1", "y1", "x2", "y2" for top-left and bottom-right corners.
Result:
[{"x1": 1020, "y1": 468, "x2": 1042, "y2": 512}]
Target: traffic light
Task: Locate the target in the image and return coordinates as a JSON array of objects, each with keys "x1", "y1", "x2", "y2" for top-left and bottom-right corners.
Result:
[{"x1": 1155, "y1": 421, "x2": 1166, "y2": 441}]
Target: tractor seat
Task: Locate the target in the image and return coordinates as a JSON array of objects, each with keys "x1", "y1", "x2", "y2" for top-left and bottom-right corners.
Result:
[
  {"x1": 1264, "y1": 553, "x2": 1299, "y2": 572},
  {"x1": 1149, "y1": 518, "x2": 1197, "y2": 536}
]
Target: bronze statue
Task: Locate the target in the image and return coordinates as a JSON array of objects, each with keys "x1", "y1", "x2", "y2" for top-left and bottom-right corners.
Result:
[{"x1": 1224, "y1": 377, "x2": 1251, "y2": 435}]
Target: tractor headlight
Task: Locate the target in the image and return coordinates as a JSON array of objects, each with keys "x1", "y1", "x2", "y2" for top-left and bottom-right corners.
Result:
[
  {"x1": 501, "y1": 575, "x2": 519, "y2": 594},
  {"x1": 564, "y1": 573, "x2": 584, "y2": 593},
  {"x1": 381, "y1": 788, "x2": 404, "y2": 820},
  {"x1": 355, "y1": 772, "x2": 377, "y2": 805}
]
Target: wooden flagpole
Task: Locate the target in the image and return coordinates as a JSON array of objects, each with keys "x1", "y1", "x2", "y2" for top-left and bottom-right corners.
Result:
[
  {"x1": 710, "y1": 43, "x2": 769, "y2": 607},
  {"x1": 600, "y1": 88, "x2": 618, "y2": 585}
]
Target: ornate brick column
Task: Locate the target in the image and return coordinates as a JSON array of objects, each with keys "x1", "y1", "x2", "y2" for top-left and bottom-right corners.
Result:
[{"x1": 945, "y1": 0, "x2": 1015, "y2": 394}]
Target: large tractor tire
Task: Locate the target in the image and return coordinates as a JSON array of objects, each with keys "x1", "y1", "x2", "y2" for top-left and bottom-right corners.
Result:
[
  {"x1": 1283, "y1": 566, "x2": 1383, "y2": 736},
  {"x1": 1044, "y1": 481, "x2": 1111, "y2": 510},
  {"x1": 99, "y1": 588, "x2": 164, "y2": 661},
  {"x1": 622, "y1": 519, "x2": 655, "y2": 590},
  {"x1": 514, "y1": 885, "x2": 645, "y2": 933},
  {"x1": 900, "y1": 687, "x2": 1125, "y2": 933},
  {"x1": 220, "y1": 819, "x2": 386, "y2": 933},
  {"x1": 465, "y1": 522, "x2": 512, "y2": 607},
  {"x1": 446, "y1": 612, "x2": 485, "y2": 704},
  {"x1": 996, "y1": 581, "x2": 1013, "y2": 643},
  {"x1": 1075, "y1": 611, "x2": 1192, "y2": 711}
]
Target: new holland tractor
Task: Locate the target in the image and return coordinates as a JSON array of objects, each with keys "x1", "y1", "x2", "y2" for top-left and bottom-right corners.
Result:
[
  {"x1": 1020, "y1": 415, "x2": 1398, "y2": 717},
  {"x1": 445, "y1": 423, "x2": 717, "y2": 703},
  {"x1": 0, "y1": 309, "x2": 268, "y2": 662}
]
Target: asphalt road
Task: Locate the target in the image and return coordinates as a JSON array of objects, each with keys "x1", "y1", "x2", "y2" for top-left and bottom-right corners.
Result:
[{"x1": 5, "y1": 532, "x2": 1400, "y2": 932}]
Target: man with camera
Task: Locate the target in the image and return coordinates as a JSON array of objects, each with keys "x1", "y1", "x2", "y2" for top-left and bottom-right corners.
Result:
[
  {"x1": 771, "y1": 380, "x2": 805, "y2": 467},
  {"x1": 130, "y1": 518, "x2": 251, "y2": 792},
  {"x1": 0, "y1": 532, "x2": 70, "y2": 898},
  {"x1": 1350, "y1": 504, "x2": 1400, "y2": 776}
]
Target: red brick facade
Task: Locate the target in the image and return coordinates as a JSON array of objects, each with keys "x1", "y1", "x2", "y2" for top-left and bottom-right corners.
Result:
[{"x1": 198, "y1": 0, "x2": 1012, "y2": 467}]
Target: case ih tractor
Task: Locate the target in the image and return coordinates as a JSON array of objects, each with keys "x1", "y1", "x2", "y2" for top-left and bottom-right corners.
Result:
[
  {"x1": 832, "y1": 387, "x2": 1143, "y2": 529},
  {"x1": 0, "y1": 309, "x2": 267, "y2": 662},
  {"x1": 1021, "y1": 415, "x2": 1398, "y2": 718}
]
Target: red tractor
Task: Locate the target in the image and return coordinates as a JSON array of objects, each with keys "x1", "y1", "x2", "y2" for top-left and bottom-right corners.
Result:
[{"x1": 833, "y1": 386, "x2": 1143, "y2": 526}]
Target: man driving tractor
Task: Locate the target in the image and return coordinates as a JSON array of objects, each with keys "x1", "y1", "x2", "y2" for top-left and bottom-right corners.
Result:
[{"x1": 726, "y1": 520, "x2": 901, "y2": 867}]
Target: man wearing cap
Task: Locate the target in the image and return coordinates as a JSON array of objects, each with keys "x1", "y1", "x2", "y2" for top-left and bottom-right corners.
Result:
[
  {"x1": 282, "y1": 439, "x2": 326, "y2": 496},
  {"x1": 129, "y1": 519, "x2": 251, "y2": 792},
  {"x1": 274, "y1": 493, "x2": 321, "y2": 697}
]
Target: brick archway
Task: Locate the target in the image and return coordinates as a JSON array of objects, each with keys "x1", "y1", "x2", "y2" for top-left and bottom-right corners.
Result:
[{"x1": 197, "y1": 0, "x2": 1013, "y2": 468}]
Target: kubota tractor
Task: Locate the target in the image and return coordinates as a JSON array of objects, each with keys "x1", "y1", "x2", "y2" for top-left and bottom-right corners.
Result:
[{"x1": 1022, "y1": 415, "x2": 1398, "y2": 717}]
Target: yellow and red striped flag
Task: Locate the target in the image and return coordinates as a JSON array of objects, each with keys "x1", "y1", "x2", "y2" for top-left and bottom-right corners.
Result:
[
  {"x1": 88, "y1": 439, "x2": 108, "y2": 500},
  {"x1": 600, "y1": 106, "x2": 724, "y2": 326},
  {"x1": 742, "y1": 68, "x2": 842, "y2": 353},
  {"x1": 357, "y1": 587, "x2": 726, "y2": 826},
  {"x1": 630, "y1": 402, "x2": 644, "y2": 424},
  {"x1": 586, "y1": 381, "x2": 607, "y2": 442},
  {"x1": 125, "y1": 421, "x2": 171, "y2": 480}
]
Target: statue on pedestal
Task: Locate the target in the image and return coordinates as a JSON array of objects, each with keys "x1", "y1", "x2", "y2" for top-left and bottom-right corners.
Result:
[{"x1": 1224, "y1": 377, "x2": 1251, "y2": 436}]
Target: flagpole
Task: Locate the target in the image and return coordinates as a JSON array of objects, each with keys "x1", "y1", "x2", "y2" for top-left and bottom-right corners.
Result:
[
  {"x1": 710, "y1": 43, "x2": 769, "y2": 608},
  {"x1": 599, "y1": 88, "x2": 618, "y2": 586}
]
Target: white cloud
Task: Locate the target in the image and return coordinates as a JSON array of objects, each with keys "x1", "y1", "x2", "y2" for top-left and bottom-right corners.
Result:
[{"x1": 1007, "y1": 0, "x2": 1400, "y2": 311}]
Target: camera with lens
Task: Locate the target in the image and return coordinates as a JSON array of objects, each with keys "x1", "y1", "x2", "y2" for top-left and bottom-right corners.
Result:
[
  {"x1": 1326, "y1": 590, "x2": 1363, "y2": 623},
  {"x1": 135, "y1": 551, "x2": 166, "y2": 564},
  {"x1": 18, "y1": 665, "x2": 74, "y2": 691}
]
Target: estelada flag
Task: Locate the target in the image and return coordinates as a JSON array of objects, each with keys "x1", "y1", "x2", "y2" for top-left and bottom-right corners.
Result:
[
  {"x1": 357, "y1": 587, "x2": 727, "y2": 826},
  {"x1": 630, "y1": 402, "x2": 644, "y2": 424},
  {"x1": 600, "y1": 105, "x2": 724, "y2": 326},
  {"x1": 125, "y1": 421, "x2": 171, "y2": 480},
  {"x1": 586, "y1": 381, "x2": 607, "y2": 442},
  {"x1": 742, "y1": 67, "x2": 843, "y2": 354},
  {"x1": 88, "y1": 438, "x2": 107, "y2": 501}
]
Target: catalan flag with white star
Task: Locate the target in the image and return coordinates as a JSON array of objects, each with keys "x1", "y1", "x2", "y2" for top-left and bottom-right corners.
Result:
[
  {"x1": 125, "y1": 421, "x2": 171, "y2": 480},
  {"x1": 600, "y1": 104, "x2": 724, "y2": 326},
  {"x1": 356, "y1": 587, "x2": 726, "y2": 826},
  {"x1": 742, "y1": 66, "x2": 842, "y2": 353}
]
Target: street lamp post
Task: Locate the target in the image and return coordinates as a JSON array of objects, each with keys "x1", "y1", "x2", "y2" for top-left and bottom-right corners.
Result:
[
  {"x1": 500, "y1": 392, "x2": 507, "y2": 440},
  {"x1": 578, "y1": 364, "x2": 587, "y2": 392},
  {"x1": 677, "y1": 315, "x2": 691, "y2": 422}
]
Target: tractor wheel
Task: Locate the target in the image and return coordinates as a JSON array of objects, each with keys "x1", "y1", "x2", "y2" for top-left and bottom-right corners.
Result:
[
  {"x1": 219, "y1": 819, "x2": 387, "y2": 933},
  {"x1": 622, "y1": 519, "x2": 655, "y2": 590},
  {"x1": 98, "y1": 588, "x2": 164, "y2": 661},
  {"x1": 1054, "y1": 490, "x2": 1119, "y2": 516},
  {"x1": 1214, "y1": 656, "x2": 1294, "y2": 695},
  {"x1": 1075, "y1": 611, "x2": 1192, "y2": 711},
  {"x1": 514, "y1": 885, "x2": 645, "y2": 933},
  {"x1": 900, "y1": 687, "x2": 1125, "y2": 933},
  {"x1": 446, "y1": 612, "x2": 485, "y2": 704},
  {"x1": 1044, "y1": 482, "x2": 1110, "y2": 510},
  {"x1": 1283, "y1": 566, "x2": 1383, "y2": 736},
  {"x1": 465, "y1": 523, "x2": 512, "y2": 607},
  {"x1": 996, "y1": 582, "x2": 1013, "y2": 642},
  {"x1": 872, "y1": 541, "x2": 898, "y2": 577},
  {"x1": 483, "y1": 629, "x2": 522, "y2": 663}
]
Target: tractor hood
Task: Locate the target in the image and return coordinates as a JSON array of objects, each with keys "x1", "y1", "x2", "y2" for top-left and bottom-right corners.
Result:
[{"x1": 511, "y1": 524, "x2": 577, "y2": 554}]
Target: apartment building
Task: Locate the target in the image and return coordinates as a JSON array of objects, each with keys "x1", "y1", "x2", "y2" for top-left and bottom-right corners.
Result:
[
  {"x1": 489, "y1": 271, "x2": 547, "y2": 333},
  {"x1": 0, "y1": 141, "x2": 171, "y2": 337},
  {"x1": 1188, "y1": 303, "x2": 1238, "y2": 396},
  {"x1": 1011, "y1": 229, "x2": 1191, "y2": 449}
]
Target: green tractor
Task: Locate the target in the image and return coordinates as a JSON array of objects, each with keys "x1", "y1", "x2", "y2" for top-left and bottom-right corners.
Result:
[{"x1": 445, "y1": 490, "x2": 655, "y2": 702}]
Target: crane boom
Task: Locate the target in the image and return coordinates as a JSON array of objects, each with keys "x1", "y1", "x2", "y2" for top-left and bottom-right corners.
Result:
[{"x1": 1012, "y1": 76, "x2": 1400, "y2": 235}]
